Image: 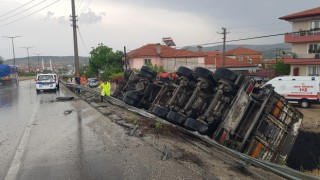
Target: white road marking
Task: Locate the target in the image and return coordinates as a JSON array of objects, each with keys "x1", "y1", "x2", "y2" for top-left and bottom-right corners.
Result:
[{"x1": 5, "y1": 101, "x2": 39, "y2": 180}]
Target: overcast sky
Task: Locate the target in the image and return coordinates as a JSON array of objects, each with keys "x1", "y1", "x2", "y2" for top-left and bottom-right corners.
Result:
[{"x1": 0, "y1": 0, "x2": 319, "y2": 60}]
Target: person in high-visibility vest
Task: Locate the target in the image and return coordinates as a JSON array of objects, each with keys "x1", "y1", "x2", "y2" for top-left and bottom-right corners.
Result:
[{"x1": 98, "y1": 79, "x2": 111, "y2": 102}]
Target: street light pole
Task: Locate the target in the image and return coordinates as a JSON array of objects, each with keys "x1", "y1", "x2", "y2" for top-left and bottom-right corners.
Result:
[
  {"x1": 34, "y1": 53, "x2": 42, "y2": 72},
  {"x1": 3, "y1": 36, "x2": 20, "y2": 67},
  {"x1": 22, "y1": 47, "x2": 33, "y2": 73}
]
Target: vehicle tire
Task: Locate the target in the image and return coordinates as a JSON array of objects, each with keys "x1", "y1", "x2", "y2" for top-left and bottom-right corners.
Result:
[
  {"x1": 176, "y1": 66, "x2": 193, "y2": 79},
  {"x1": 300, "y1": 99, "x2": 310, "y2": 108},
  {"x1": 139, "y1": 70, "x2": 154, "y2": 80},
  {"x1": 141, "y1": 66, "x2": 157, "y2": 77},
  {"x1": 183, "y1": 118, "x2": 198, "y2": 131},
  {"x1": 36, "y1": 89, "x2": 40, "y2": 94},
  {"x1": 56, "y1": 85, "x2": 60, "y2": 90},
  {"x1": 124, "y1": 69, "x2": 133, "y2": 80},
  {"x1": 192, "y1": 67, "x2": 216, "y2": 86},
  {"x1": 213, "y1": 68, "x2": 238, "y2": 83},
  {"x1": 184, "y1": 118, "x2": 210, "y2": 135},
  {"x1": 151, "y1": 105, "x2": 169, "y2": 118},
  {"x1": 123, "y1": 91, "x2": 139, "y2": 106},
  {"x1": 166, "y1": 111, "x2": 186, "y2": 125}
]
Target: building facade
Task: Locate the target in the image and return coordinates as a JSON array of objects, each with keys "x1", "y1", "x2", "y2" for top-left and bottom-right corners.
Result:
[{"x1": 279, "y1": 7, "x2": 320, "y2": 76}]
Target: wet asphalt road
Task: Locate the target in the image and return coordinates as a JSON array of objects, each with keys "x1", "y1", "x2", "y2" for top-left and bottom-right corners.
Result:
[{"x1": 0, "y1": 80, "x2": 116, "y2": 180}]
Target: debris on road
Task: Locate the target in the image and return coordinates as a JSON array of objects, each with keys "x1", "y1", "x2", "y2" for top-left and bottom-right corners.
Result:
[{"x1": 56, "y1": 96, "x2": 74, "y2": 101}]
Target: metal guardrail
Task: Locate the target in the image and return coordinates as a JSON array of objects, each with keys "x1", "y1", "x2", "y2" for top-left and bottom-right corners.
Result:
[{"x1": 61, "y1": 81, "x2": 318, "y2": 180}]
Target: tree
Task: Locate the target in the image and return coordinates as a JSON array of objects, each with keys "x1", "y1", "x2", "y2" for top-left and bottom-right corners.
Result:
[
  {"x1": 0, "y1": 56, "x2": 4, "y2": 64},
  {"x1": 271, "y1": 60, "x2": 290, "y2": 75},
  {"x1": 145, "y1": 61, "x2": 165, "y2": 73},
  {"x1": 89, "y1": 43, "x2": 123, "y2": 79}
]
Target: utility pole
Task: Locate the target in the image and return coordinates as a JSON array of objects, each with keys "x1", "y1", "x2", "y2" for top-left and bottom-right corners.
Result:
[
  {"x1": 3, "y1": 36, "x2": 20, "y2": 67},
  {"x1": 34, "y1": 53, "x2": 41, "y2": 72},
  {"x1": 22, "y1": 47, "x2": 32, "y2": 73},
  {"x1": 71, "y1": 0, "x2": 79, "y2": 76},
  {"x1": 220, "y1": 28, "x2": 227, "y2": 68},
  {"x1": 124, "y1": 46, "x2": 127, "y2": 69}
]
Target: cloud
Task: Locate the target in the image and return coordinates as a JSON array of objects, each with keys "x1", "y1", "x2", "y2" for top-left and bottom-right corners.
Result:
[
  {"x1": 44, "y1": 11, "x2": 55, "y2": 20},
  {"x1": 78, "y1": 8, "x2": 105, "y2": 24}
]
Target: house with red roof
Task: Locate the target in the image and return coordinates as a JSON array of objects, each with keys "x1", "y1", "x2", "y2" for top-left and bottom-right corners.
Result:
[
  {"x1": 279, "y1": 7, "x2": 320, "y2": 76},
  {"x1": 127, "y1": 43, "x2": 257, "y2": 73},
  {"x1": 225, "y1": 47, "x2": 263, "y2": 65}
]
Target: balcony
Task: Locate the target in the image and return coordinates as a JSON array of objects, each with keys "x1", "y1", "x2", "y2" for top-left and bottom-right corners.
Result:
[
  {"x1": 284, "y1": 29, "x2": 320, "y2": 43},
  {"x1": 284, "y1": 53, "x2": 320, "y2": 65}
]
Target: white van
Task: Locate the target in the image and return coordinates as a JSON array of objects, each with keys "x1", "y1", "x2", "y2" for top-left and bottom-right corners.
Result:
[
  {"x1": 265, "y1": 76, "x2": 320, "y2": 108},
  {"x1": 36, "y1": 73, "x2": 57, "y2": 93}
]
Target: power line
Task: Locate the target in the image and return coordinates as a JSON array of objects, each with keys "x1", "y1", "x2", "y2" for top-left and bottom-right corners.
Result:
[
  {"x1": 78, "y1": 0, "x2": 93, "y2": 15},
  {"x1": 76, "y1": 0, "x2": 86, "y2": 13},
  {"x1": 0, "y1": 0, "x2": 48, "y2": 23},
  {"x1": 77, "y1": 26, "x2": 89, "y2": 54},
  {"x1": 179, "y1": 32, "x2": 287, "y2": 48},
  {"x1": 0, "y1": 0, "x2": 36, "y2": 18},
  {"x1": 0, "y1": 0, "x2": 61, "y2": 28}
]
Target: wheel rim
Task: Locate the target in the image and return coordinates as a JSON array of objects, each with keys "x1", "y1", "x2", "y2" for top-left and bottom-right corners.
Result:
[{"x1": 301, "y1": 101, "x2": 309, "y2": 108}]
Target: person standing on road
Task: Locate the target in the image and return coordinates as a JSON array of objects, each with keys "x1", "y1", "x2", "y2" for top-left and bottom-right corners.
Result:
[
  {"x1": 98, "y1": 79, "x2": 111, "y2": 102},
  {"x1": 80, "y1": 74, "x2": 87, "y2": 85},
  {"x1": 75, "y1": 74, "x2": 80, "y2": 85}
]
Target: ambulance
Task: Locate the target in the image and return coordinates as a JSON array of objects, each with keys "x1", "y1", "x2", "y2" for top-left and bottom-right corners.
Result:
[{"x1": 265, "y1": 76, "x2": 320, "y2": 108}]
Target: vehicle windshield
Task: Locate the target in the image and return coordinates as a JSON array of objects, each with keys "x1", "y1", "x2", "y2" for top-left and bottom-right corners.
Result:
[{"x1": 38, "y1": 75, "x2": 54, "y2": 80}]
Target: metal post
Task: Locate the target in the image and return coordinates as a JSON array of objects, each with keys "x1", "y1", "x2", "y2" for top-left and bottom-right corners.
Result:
[
  {"x1": 222, "y1": 28, "x2": 226, "y2": 68},
  {"x1": 3, "y1": 36, "x2": 20, "y2": 67},
  {"x1": 34, "y1": 53, "x2": 41, "y2": 72},
  {"x1": 71, "y1": 0, "x2": 79, "y2": 76},
  {"x1": 22, "y1": 47, "x2": 32, "y2": 73}
]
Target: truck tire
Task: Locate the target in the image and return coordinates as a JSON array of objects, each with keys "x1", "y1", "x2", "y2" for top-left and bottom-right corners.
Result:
[
  {"x1": 300, "y1": 99, "x2": 310, "y2": 108},
  {"x1": 123, "y1": 91, "x2": 139, "y2": 106},
  {"x1": 176, "y1": 66, "x2": 193, "y2": 79},
  {"x1": 213, "y1": 68, "x2": 238, "y2": 83},
  {"x1": 183, "y1": 118, "x2": 198, "y2": 131},
  {"x1": 124, "y1": 69, "x2": 133, "y2": 80},
  {"x1": 192, "y1": 67, "x2": 216, "y2": 86},
  {"x1": 139, "y1": 70, "x2": 154, "y2": 80},
  {"x1": 151, "y1": 105, "x2": 169, "y2": 118},
  {"x1": 166, "y1": 111, "x2": 186, "y2": 125},
  {"x1": 141, "y1": 66, "x2": 157, "y2": 77}
]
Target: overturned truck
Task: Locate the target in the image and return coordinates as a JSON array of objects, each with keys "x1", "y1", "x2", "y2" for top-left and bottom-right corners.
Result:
[{"x1": 113, "y1": 66, "x2": 303, "y2": 164}]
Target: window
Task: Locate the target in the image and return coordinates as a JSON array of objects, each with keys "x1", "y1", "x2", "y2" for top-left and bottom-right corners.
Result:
[
  {"x1": 308, "y1": 44, "x2": 320, "y2": 54},
  {"x1": 310, "y1": 20, "x2": 320, "y2": 30},
  {"x1": 308, "y1": 66, "x2": 320, "y2": 76},
  {"x1": 144, "y1": 58, "x2": 151, "y2": 65}
]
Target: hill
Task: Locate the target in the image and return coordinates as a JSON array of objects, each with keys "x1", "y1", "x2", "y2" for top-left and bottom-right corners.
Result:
[{"x1": 4, "y1": 56, "x2": 90, "y2": 67}]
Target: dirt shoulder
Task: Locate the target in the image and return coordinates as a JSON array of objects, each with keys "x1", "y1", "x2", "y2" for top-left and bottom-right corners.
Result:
[{"x1": 296, "y1": 104, "x2": 320, "y2": 133}]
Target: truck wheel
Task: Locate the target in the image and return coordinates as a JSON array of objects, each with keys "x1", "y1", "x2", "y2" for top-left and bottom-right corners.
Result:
[
  {"x1": 300, "y1": 99, "x2": 309, "y2": 108},
  {"x1": 192, "y1": 67, "x2": 216, "y2": 86},
  {"x1": 166, "y1": 111, "x2": 186, "y2": 125},
  {"x1": 213, "y1": 68, "x2": 238, "y2": 83},
  {"x1": 124, "y1": 69, "x2": 133, "y2": 80},
  {"x1": 151, "y1": 105, "x2": 169, "y2": 118},
  {"x1": 141, "y1": 66, "x2": 157, "y2": 77},
  {"x1": 139, "y1": 70, "x2": 154, "y2": 80},
  {"x1": 176, "y1": 66, "x2": 193, "y2": 79},
  {"x1": 123, "y1": 91, "x2": 139, "y2": 106},
  {"x1": 183, "y1": 118, "x2": 198, "y2": 131}
]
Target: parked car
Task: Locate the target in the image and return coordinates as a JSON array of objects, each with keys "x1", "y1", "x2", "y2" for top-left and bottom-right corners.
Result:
[
  {"x1": 87, "y1": 78, "x2": 99, "y2": 88},
  {"x1": 35, "y1": 73, "x2": 57, "y2": 93}
]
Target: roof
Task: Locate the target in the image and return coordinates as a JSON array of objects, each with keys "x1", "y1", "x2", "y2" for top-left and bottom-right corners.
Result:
[
  {"x1": 246, "y1": 68, "x2": 278, "y2": 78},
  {"x1": 279, "y1": 7, "x2": 320, "y2": 21},
  {"x1": 205, "y1": 53, "x2": 256, "y2": 68},
  {"x1": 128, "y1": 44, "x2": 205, "y2": 58},
  {"x1": 225, "y1": 47, "x2": 262, "y2": 56}
]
